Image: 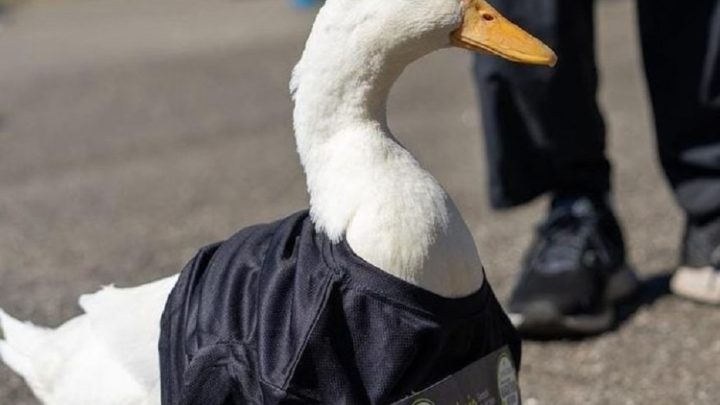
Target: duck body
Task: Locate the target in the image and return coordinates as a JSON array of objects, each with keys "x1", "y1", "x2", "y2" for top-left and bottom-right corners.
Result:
[{"x1": 0, "y1": 0, "x2": 555, "y2": 403}]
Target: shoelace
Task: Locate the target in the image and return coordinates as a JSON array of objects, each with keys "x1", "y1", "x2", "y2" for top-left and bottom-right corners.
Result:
[{"x1": 531, "y1": 207, "x2": 602, "y2": 273}]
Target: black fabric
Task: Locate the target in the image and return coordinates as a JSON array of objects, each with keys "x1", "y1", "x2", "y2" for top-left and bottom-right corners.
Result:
[
  {"x1": 159, "y1": 211, "x2": 521, "y2": 405},
  {"x1": 472, "y1": 0, "x2": 720, "y2": 224}
]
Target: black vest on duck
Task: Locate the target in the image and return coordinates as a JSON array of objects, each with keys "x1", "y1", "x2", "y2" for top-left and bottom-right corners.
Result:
[{"x1": 159, "y1": 211, "x2": 521, "y2": 405}]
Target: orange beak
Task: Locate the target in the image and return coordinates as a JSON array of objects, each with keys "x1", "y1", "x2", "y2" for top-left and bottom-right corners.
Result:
[{"x1": 451, "y1": 0, "x2": 557, "y2": 66}]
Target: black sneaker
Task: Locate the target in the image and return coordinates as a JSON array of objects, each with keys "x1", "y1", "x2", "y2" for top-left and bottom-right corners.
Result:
[
  {"x1": 507, "y1": 196, "x2": 639, "y2": 336},
  {"x1": 670, "y1": 218, "x2": 720, "y2": 305}
]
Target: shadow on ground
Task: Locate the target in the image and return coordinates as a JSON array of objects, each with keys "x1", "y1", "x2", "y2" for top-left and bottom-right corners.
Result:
[
  {"x1": 521, "y1": 271, "x2": 673, "y2": 342},
  {"x1": 615, "y1": 271, "x2": 672, "y2": 326}
]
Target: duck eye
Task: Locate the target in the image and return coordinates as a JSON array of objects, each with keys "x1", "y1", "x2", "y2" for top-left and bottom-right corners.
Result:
[{"x1": 482, "y1": 13, "x2": 495, "y2": 22}]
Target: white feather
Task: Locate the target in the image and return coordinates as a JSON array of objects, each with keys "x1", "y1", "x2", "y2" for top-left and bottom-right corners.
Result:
[{"x1": 0, "y1": 276, "x2": 177, "y2": 405}]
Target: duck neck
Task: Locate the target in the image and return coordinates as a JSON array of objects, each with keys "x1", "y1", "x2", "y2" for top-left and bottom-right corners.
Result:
[{"x1": 291, "y1": 8, "x2": 484, "y2": 297}]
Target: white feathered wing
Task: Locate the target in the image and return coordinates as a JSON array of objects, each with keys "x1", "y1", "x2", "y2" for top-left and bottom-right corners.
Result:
[{"x1": 0, "y1": 275, "x2": 178, "y2": 405}]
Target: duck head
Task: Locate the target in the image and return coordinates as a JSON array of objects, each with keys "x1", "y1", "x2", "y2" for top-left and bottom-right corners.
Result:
[
  {"x1": 303, "y1": 0, "x2": 556, "y2": 67},
  {"x1": 292, "y1": 0, "x2": 556, "y2": 141}
]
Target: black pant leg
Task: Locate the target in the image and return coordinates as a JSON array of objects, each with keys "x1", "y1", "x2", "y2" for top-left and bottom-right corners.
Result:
[
  {"x1": 701, "y1": 1, "x2": 720, "y2": 108},
  {"x1": 637, "y1": 0, "x2": 720, "y2": 224},
  {"x1": 473, "y1": 0, "x2": 609, "y2": 208}
]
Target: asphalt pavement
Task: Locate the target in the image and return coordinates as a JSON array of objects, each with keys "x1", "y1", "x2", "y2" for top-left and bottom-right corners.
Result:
[{"x1": 0, "y1": 0, "x2": 718, "y2": 404}]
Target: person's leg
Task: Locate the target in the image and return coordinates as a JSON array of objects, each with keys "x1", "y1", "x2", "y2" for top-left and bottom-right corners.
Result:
[
  {"x1": 473, "y1": 0, "x2": 609, "y2": 208},
  {"x1": 701, "y1": 2, "x2": 720, "y2": 110},
  {"x1": 637, "y1": 0, "x2": 720, "y2": 304},
  {"x1": 473, "y1": 0, "x2": 638, "y2": 335}
]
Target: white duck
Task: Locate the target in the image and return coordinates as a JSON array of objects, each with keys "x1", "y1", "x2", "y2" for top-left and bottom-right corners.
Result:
[{"x1": 0, "y1": 0, "x2": 555, "y2": 404}]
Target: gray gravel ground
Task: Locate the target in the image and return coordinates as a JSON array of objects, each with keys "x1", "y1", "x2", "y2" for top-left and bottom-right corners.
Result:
[{"x1": 1, "y1": 0, "x2": 718, "y2": 404}]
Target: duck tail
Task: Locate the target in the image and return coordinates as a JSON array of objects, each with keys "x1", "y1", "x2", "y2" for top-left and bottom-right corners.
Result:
[
  {"x1": 0, "y1": 308, "x2": 50, "y2": 393},
  {"x1": 0, "y1": 275, "x2": 179, "y2": 404}
]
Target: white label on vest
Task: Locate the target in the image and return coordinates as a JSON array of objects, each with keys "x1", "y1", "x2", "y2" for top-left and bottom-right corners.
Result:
[{"x1": 391, "y1": 346, "x2": 520, "y2": 405}]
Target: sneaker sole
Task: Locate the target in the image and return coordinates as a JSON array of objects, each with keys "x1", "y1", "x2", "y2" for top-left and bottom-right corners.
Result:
[
  {"x1": 670, "y1": 266, "x2": 720, "y2": 305},
  {"x1": 508, "y1": 265, "x2": 640, "y2": 336}
]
